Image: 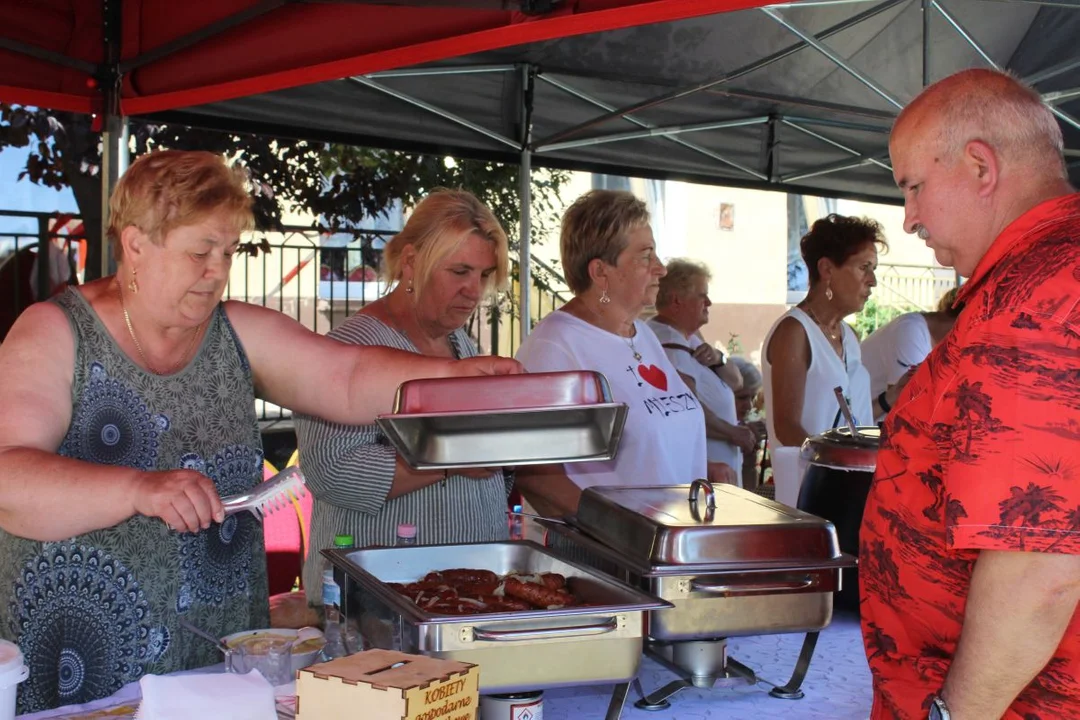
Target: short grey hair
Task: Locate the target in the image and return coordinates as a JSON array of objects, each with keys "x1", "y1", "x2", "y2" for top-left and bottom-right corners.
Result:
[
  {"x1": 729, "y1": 356, "x2": 762, "y2": 393},
  {"x1": 918, "y1": 69, "x2": 1065, "y2": 178},
  {"x1": 560, "y1": 190, "x2": 651, "y2": 295},
  {"x1": 655, "y1": 258, "x2": 711, "y2": 309}
]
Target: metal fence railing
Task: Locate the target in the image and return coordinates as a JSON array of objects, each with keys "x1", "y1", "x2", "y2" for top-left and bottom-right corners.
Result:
[
  {"x1": 224, "y1": 225, "x2": 570, "y2": 420},
  {"x1": 874, "y1": 263, "x2": 957, "y2": 310}
]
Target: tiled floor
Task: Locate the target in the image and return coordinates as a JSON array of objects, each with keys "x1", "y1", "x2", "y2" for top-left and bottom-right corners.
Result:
[{"x1": 542, "y1": 612, "x2": 872, "y2": 719}]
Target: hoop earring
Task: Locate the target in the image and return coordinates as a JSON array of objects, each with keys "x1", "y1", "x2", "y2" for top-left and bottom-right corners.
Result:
[
  {"x1": 599, "y1": 289, "x2": 611, "y2": 304},
  {"x1": 405, "y1": 281, "x2": 414, "y2": 295},
  {"x1": 825, "y1": 281, "x2": 833, "y2": 302},
  {"x1": 128, "y1": 268, "x2": 139, "y2": 295}
]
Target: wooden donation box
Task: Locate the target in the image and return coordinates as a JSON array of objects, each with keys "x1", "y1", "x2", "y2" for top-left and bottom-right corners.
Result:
[{"x1": 295, "y1": 649, "x2": 479, "y2": 720}]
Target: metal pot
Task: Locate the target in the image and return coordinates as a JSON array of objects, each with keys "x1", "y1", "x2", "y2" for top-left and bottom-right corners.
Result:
[{"x1": 798, "y1": 426, "x2": 880, "y2": 613}]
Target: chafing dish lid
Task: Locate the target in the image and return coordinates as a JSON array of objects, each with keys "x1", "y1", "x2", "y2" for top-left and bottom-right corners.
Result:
[
  {"x1": 573, "y1": 482, "x2": 842, "y2": 567},
  {"x1": 800, "y1": 426, "x2": 880, "y2": 472}
]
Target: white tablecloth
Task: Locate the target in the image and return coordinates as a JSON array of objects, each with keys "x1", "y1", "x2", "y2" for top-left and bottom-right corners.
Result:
[{"x1": 21, "y1": 615, "x2": 871, "y2": 720}]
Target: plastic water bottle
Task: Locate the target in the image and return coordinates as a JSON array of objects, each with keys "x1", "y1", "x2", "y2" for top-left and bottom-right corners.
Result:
[
  {"x1": 321, "y1": 568, "x2": 347, "y2": 660},
  {"x1": 509, "y1": 504, "x2": 524, "y2": 540},
  {"x1": 333, "y1": 534, "x2": 354, "y2": 550},
  {"x1": 396, "y1": 523, "x2": 417, "y2": 546}
]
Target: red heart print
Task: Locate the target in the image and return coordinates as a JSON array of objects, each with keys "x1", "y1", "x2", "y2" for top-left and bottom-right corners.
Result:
[{"x1": 637, "y1": 364, "x2": 668, "y2": 391}]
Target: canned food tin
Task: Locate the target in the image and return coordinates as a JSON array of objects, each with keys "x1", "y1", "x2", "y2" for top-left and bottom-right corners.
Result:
[{"x1": 480, "y1": 691, "x2": 543, "y2": 720}]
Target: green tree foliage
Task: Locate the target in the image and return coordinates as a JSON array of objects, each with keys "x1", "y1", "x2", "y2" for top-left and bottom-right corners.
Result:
[
  {"x1": 852, "y1": 297, "x2": 918, "y2": 340},
  {"x1": 0, "y1": 104, "x2": 569, "y2": 302}
]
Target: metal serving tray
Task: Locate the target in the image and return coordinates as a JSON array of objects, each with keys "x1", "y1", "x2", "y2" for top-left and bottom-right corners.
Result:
[
  {"x1": 324, "y1": 541, "x2": 669, "y2": 693},
  {"x1": 390, "y1": 371, "x2": 613, "y2": 414},
  {"x1": 574, "y1": 482, "x2": 843, "y2": 568},
  {"x1": 376, "y1": 405, "x2": 627, "y2": 470}
]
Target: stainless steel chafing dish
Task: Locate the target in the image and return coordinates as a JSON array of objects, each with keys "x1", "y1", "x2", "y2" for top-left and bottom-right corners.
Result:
[
  {"x1": 375, "y1": 371, "x2": 628, "y2": 470},
  {"x1": 324, "y1": 540, "x2": 669, "y2": 719},
  {"x1": 544, "y1": 480, "x2": 856, "y2": 709}
]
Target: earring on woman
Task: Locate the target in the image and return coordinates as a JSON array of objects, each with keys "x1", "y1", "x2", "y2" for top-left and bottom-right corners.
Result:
[
  {"x1": 825, "y1": 280, "x2": 833, "y2": 302},
  {"x1": 405, "y1": 280, "x2": 414, "y2": 294},
  {"x1": 128, "y1": 268, "x2": 139, "y2": 295},
  {"x1": 599, "y1": 288, "x2": 611, "y2": 304}
]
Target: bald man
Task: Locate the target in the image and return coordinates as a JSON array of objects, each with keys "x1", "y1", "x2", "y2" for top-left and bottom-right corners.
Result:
[{"x1": 860, "y1": 68, "x2": 1080, "y2": 720}]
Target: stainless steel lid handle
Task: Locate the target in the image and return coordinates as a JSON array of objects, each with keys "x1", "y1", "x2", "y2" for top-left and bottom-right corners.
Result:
[
  {"x1": 687, "y1": 479, "x2": 717, "y2": 524},
  {"x1": 691, "y1": 575, "x2": 817, "y2": 597},
  {"x1": 470, "y1": 616, "x2": 618, "y2": 642}
]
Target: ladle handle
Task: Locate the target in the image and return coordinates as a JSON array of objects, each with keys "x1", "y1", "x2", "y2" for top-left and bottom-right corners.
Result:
[{"x1": 833, "y1": 386, "x2": 860, "y2": 436}]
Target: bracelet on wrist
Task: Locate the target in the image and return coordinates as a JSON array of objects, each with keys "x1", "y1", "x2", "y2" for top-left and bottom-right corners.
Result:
[{"x1": 877, "y1": 390, "x2": 892, "y2": 413}]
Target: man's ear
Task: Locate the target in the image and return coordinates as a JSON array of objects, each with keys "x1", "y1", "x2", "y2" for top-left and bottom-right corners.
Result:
[{"x1": 964, "y1": 139, "x2": 998, "y2": 198}]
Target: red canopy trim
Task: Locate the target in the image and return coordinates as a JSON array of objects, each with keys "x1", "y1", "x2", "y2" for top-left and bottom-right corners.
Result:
[
  {"x1": 0, "y1": 84, "x2": 94, "y2": 114},
  {"x1": 122, "y1": 0, "x2": 775, "y2": 116}
]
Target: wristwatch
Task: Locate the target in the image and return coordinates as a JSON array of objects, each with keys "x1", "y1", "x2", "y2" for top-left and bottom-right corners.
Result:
[{"x1": 928, "y1": 695, "x2": 951, "y2": 720}]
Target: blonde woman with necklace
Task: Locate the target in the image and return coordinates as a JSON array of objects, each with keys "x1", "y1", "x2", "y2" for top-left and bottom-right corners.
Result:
[
  {"x1": 0, "y1": 152, "x2": 520, "y2": 713},
  {"x1": 515, "y1": 190, "x2": 728, "y2": 520},
  {"x1": 295, "y1": 189, "x2": 516, "y2": 602}
]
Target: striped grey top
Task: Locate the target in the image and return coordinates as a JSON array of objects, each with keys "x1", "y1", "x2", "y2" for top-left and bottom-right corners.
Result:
[{"x1": 296, "y1": 314, "x2": 510, "y2": 602}]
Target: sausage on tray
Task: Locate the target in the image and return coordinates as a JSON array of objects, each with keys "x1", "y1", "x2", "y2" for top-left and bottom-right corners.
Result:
[
  {"x1": 424, "y1": 569, "x2": 499, "y2": 585},
  {"x1": 504, "y1": 577, "x2": 576, "y2": 608}
]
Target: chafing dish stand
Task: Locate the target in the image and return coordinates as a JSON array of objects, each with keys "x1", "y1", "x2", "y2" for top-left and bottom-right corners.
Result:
[{"x1": 545, "y1": 479, "x2": 855, "y2": 711}]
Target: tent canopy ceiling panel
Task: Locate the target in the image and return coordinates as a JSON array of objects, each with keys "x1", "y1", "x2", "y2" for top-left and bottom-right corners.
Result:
[
  {"x1": 3, "y1": 0, "x2": 1080, "y2": 203},
  {"x1": 161, "y1": 0, "x2": 1080, "y2": 203}
]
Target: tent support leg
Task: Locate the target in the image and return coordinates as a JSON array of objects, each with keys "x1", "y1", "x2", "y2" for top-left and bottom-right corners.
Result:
[{"x1": 518, "y1": 64, "x2": 535, "y2": 346}]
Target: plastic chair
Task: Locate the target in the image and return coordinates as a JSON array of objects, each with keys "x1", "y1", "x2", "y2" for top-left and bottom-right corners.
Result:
[{"x1": 262, "y1": 454, "x2": 312, "y2": 595}]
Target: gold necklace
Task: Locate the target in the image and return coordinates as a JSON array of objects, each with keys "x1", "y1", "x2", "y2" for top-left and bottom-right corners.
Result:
[
  {"x1": 119, "y1": 286, "x2": 202, "y2": 375},
  {"x1": 576, "y1": 300, "x2": 640, "y2": 361},
  {"x1": 802, "y1": 304, "x2": 841, "y2": 341}
]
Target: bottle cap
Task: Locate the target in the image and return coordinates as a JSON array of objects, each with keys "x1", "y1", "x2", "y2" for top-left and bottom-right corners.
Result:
[
  {"x1": 333, "y1": 534, "x2": 354, "y2": 548},
  {"x1": 396, "y1": 523, "x2": 417, "y2": 539}
]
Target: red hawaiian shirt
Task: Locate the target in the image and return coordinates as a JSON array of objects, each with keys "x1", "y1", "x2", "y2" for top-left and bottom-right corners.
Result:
[{"x1": 860, "y1": 193, "x2": 1080, "y2": 719}]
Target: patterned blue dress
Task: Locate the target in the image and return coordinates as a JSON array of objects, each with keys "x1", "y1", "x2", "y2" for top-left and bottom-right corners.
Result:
[{"x1": 0, "y1": 289, "x2": 269, "y2": 713}]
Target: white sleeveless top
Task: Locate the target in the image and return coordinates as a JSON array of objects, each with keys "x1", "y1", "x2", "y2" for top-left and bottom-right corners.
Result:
[{"x1": 762, "y1": 307, "x2": 872, "y2": 448}]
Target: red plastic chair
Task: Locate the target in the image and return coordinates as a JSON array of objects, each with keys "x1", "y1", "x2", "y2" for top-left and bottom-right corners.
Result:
[{"x1": 262, "y1": 454, "x2": 312, "y2": 595}]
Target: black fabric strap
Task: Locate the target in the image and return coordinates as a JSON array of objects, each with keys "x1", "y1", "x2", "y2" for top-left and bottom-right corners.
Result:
[{"x1": 877, "y1": 390, "x2": 891, "y2": 413}]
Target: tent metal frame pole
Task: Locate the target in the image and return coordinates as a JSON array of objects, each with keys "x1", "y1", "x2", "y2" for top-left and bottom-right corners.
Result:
[
  {"x1": 760, "y1": 7, "x2": 905, "y2": 110},
  {"x1": 781, "y1": 156, "x2": 885, "y2": 183},
  {"x1": 368, "y1": 64, "x2": 516, "y2": 78},
  {"x1": 0, "y1": 38, "x2": 96, "y2": 73},
  {"x1": 531, "y1": 0, "x2": 906, "y2": 149},
  {"x1": 120, "y1": 0, "x2": 287, "y2": 73},
  {"x1": 1025, "y1": 57, "x2": 1080, "y2": 86},
  {"x1": 537, "y1": 75, "x2": 767, "y2": 179},
  {"x1": 518, "y1": 64, "x2": 535, "y2": 342},
  {"x1": 99, "y1": 0, "x2": 125, "y2": 281},
  {"x1": 782, "y1": 114, "x2": 890, "y2": 133},
  {"x1": 536, "y1": 116, "x2": 770, "y2": 152},
  {"x1": 922, "y1": 0, "x2": 931, "y2": 87},
  {"x1": 932, "y1": 0, "x2": 1080, "y2": 131},
  {"x1": 977, "y1": 0, "x2": 1080, "y2": 8},
  {"x1": 705, "y1": 87, "x2": 896, "y2": 120},
  {"x1": 1044, "y1": 87, "x2": 1080, "y2": 104},
  {"x1": 348, "y1": 76, "x2": 520, "y2": 148},
  {"x1": 780, "y1": 118, "x2": 893, "y2": 171}
]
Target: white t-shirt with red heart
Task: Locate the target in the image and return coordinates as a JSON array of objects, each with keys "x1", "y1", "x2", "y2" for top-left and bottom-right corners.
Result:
[{"x1": 515, "y1": 310, "x2": 708, "y2": 489}]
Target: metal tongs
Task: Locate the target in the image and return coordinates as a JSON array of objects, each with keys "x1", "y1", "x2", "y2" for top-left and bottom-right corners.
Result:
[{"x1": 221, "y1": 466, "x2": 306, "y2": 522}]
